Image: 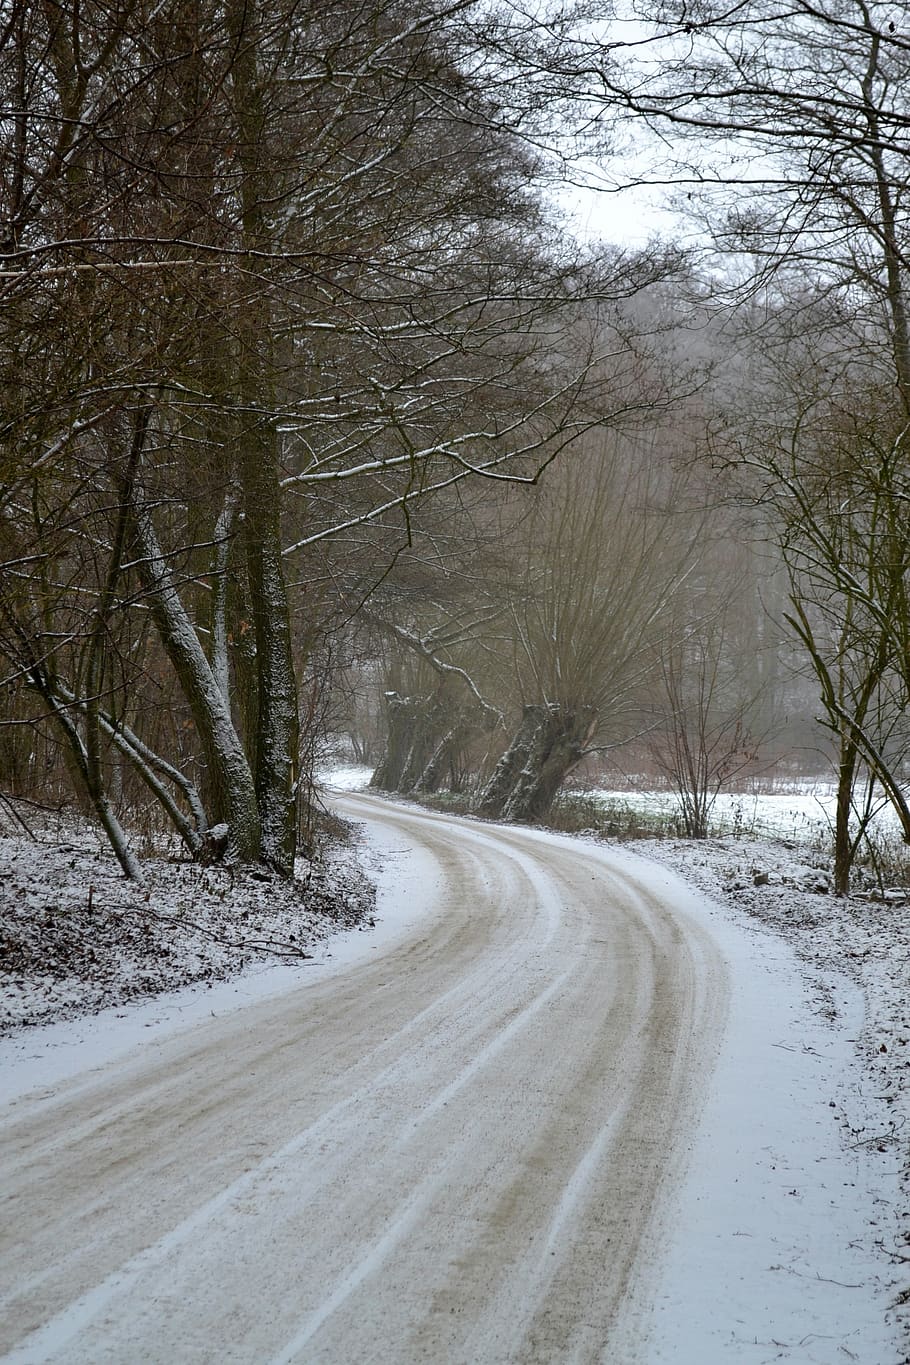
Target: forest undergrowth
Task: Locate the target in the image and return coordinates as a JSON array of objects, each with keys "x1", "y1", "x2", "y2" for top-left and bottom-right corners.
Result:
[{"x1": 0, "y1": 802, "x2": 375, "y2": 1034}]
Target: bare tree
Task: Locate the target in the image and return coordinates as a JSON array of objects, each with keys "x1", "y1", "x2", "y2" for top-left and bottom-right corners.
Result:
[
  {"x1": 474, "y1": 427, "x2": 703, "y2": 821},
  {"x1": 575, "y1": 0, "x2": 910, "y2": 875},
  {"x1": 1, "y1": 0, "x2": 669, "y2": 874},
  {"x1": 777, "y1": 423, "x2": 910, "y2": 890},
  {"x1": 651, "y1": 609, "x2": 760, "y2": 840}
]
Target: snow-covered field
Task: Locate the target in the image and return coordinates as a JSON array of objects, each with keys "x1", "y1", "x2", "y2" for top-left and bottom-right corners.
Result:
[{"x1": 579, "y1": 780, "x2": 900, "y2": 844}]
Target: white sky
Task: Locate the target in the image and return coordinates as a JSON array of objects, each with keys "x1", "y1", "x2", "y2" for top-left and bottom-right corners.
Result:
[{"x1": 557, "y1": 175, "x2": 684, "y2": 247}]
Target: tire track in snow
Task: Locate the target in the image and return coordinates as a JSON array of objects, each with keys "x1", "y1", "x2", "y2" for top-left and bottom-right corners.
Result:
[{"x1": 0, "y1": 796, "x2": 728, "y2": 1363}]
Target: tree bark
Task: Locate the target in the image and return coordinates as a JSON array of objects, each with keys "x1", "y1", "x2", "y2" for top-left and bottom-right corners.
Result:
[
  {"x1": 371, "y1": 694, "x2": 429, "y2": 793},
  {"x1": 127, "y1": 489, "x2": 261, "y2": 864},
  {"x1": 413, "y1": 729, "x2": 456, "y2": 794},
  {"x1": 226, "y1": 0, "x2": 300, "y2": 875},
  {"x1": 833, "y1": 736, "x2": 858, "y2": 896},
  {"x1": 31, "y1": 669, "x2": 144, "y2": 882},
  {"x1": 238, "y1": 423, "x2": 300, "y2": 875},
  {"x1": 211, "y1": 487, "x2": 240, "y2": 704},
  {"x1": 475, "y1": 704, "x2": 594, "y2": 823}
]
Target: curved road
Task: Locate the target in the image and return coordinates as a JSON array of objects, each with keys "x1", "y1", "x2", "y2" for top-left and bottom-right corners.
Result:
[{"x1": 0, "y1": 794, "x2": 729, "y2": 1363}]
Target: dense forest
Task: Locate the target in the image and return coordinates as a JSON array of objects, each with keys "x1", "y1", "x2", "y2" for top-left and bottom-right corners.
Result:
[{"x1": 2, "y1": 0, "x2": 909, "y2": 894}]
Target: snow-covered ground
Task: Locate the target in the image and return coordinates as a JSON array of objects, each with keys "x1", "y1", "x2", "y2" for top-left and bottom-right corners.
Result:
[
  {"x1": 626, "y1": 837, "x2": 908, "y2": 1363},
  {"x1": 2, "y1": 769, "x2": 909, "y2": 1361},
  {"x1": 0, "y1": 814, "x2": 432, "y2": 1106},
  {"x1": 584, "y1": 779, "x2": 903, "y2": 845},
  {"x1": 0, "y1": 810, "x2": 375, "y2": 1035},
  {"x1": 324, "y1": 769, "x2": 910, "y2": 1359}
]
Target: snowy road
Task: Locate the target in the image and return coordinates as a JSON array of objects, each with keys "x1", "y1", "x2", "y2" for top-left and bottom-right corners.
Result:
[{"x1": 2, "y1": 795, "x2": 728, "y2": 1362}]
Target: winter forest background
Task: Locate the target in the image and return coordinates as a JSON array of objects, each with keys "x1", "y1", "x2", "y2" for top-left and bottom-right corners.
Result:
[{"x1": 2, "y1": 0, "x2": 910, "y2": 896}]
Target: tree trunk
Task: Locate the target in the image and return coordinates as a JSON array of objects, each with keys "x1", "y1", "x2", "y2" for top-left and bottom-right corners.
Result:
[
  {"x1": 127, "y1": 490, "x2": 261, "y2": 864},
  {"x1": 833, "y1": 739, "x2": 857, "y2": 896},
  {"x1": 33, "y1": 672, "x2": 144, "y2": 882},
  {"x1": 371, "y1": 694, "x2": 435, "y2": 793},
  {"x1": 224, "y1": 0, "x2": 300, "y2": 876},
  {"x1": 475, "y1": 704, "x2": 594, "y2": 822},
  {"x1": 55, "y1": 684, "x2": 207, "y2": 856},
  {"x1": 238, "y1": 424, "x2": 300, "y2": 876},
  {"x1": 211, "y1": 487, "x2": 240, "y2": 704},
  {"x1": 413, "y1": 729, "x2": 456, "y2": 794}
]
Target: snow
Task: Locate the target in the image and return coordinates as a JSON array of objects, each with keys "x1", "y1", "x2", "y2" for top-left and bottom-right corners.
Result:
[
  {"x1": 0, "y1": 815, "x2": 432, "y2": 1107},
  {"x1": 323, "y1": 762, "x2": 375, "y2": 791},
  {"x1": 619, "y1": 846, "x2": 902, "y2": 1364},
  {"x1": 3, "y1": 766, "x2": 909, "y2": 1361},
  {"x1": 586, "y1": 779, "x2": 903, "y2": 844},
  {"x1": 0, "y1": 817, "x2": 376, "y2": 1035}
]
